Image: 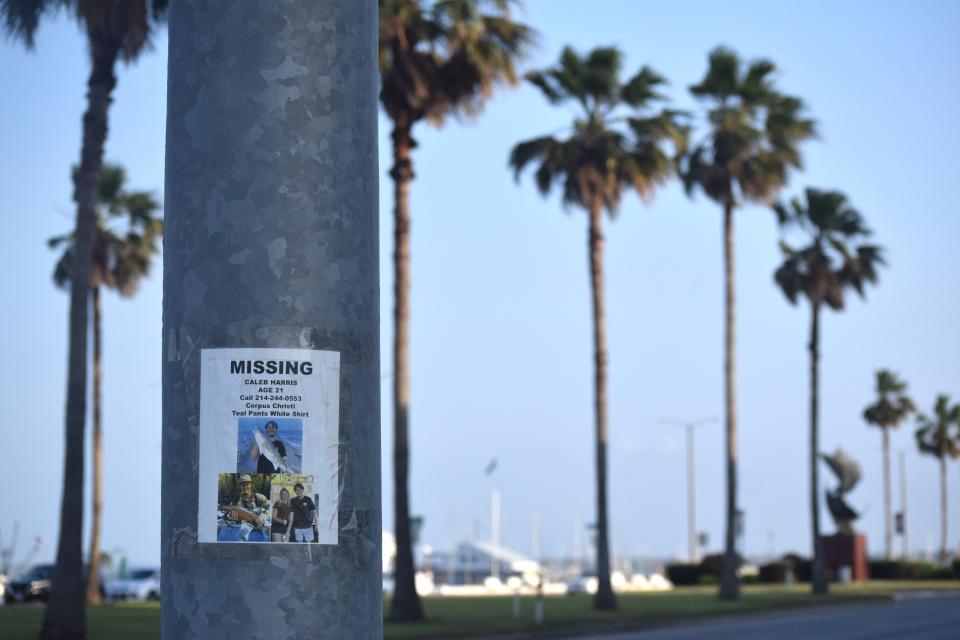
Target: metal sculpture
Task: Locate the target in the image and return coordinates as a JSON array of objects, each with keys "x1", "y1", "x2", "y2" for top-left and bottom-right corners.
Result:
[{"x1": 821, "y1": 448, "x2": 862, "y2": 534}]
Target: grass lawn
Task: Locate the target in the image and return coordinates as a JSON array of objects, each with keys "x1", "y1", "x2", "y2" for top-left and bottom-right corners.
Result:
[{"x1": 1, "y1": 582, "x2": 957, "y2": 640}]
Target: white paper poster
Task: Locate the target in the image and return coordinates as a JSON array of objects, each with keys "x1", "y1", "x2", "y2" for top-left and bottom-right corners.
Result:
[{"x1": 197, "y1": 347, "x2": 340, "y2": 544}]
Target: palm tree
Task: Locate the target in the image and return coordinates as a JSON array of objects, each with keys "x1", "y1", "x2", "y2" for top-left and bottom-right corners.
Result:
[
  {"x1": 863, "y1": 370, "x2": 915, "y2": 560},
  {"x1": 773, "y1": 188, "x2": 884, "y2": 593},
  {"x1": 915, "y1": 395, "x2": 960, "y2": 564},
  {"x1": 510, "y1": 46, "x2": 687, "y2": 610},
  {"x1": 379, "y1": 0, "x2": 533, "y2": 621},
  {"x1": 49, "y1": 164, "x2": 162, "y2": 605},
  {"x1": 682, "y1": 46, "x2": 816, "y2": 600},
  {"x1": 1, "y1": 2, "x2": 166, "y2": 636}
]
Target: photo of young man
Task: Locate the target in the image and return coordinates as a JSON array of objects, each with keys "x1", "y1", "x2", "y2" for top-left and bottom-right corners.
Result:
[
  {"x1": 236, "y1": 417, "x2": 303, "y2": 474},
  {"x1": 290, "y1": 481, "x2": 317, "y2": 543},
  {"x1": 249, "y1": 420, "x2": 288, "y2": 474}
]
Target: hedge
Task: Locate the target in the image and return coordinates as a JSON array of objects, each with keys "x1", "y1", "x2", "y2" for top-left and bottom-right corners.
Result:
[
  {"x1": 781, "y1": 553, "x2": 812, "y2": 582},
  {"x1": 868, "y1": 560, "x2": 957, "y2": 580},
  {"x1": 665, "y1": 563, "x2": 703, "y2": 586},
  {"x1": 758, "y1": 561, "x2": 790, "y2": 583}
]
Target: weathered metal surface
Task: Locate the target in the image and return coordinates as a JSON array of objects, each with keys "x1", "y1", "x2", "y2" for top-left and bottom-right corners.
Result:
[{"x1": 161, "y1": 1, "x2": 380, "y2": 637}]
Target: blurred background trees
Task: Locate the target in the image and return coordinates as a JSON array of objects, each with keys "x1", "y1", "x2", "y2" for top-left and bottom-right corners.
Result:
[
  {"x1": 510, "y1": 44, "x2": 686, "y2": 609},
  {"x1": 915, "y1": 395, "x2": 960, "y2": 564},
  {"x1": 0, "y1": 1, "x2": 168, "y2": 636},
  {"x1": 49, "y1": 163, "x2": 162, "y2": 605},
  {"x1": 863, "y1": 370, "x2": 916, "y2": 560},
  {"x1": 682, "y1": 46, "x2": 817, "y2": 600},
  {"x1": 379, "y1": 0, "x2": 534, "y2": 621},
  {"x1": 773, "y1": 188, "x2": 884, "y2": 593}
]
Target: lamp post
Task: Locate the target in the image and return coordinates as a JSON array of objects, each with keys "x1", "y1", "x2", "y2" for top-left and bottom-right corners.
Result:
[
  {"x1": 491, "y1": 488, "x2": 501, "y2": 579},
  {"x1": 161, "y1": 2, "x2": 380, "y2": 638},
  {"x1": 899, "y1": 450, "x2": 909, "y2": 560},
  {"x1": 661, "y1": 417, "x2": 716, "y2": 563},
  {"x1": 484, "y1": 458, "x2": 501, "y2": 580}
]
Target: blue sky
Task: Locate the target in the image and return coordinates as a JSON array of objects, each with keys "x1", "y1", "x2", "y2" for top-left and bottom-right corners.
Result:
[{"x1": 1, "y1": 0, "x2": 959, "y2": 568}]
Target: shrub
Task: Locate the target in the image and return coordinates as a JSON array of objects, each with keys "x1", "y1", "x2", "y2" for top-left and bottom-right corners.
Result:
[
  {"x1": 666, "y1": 563, "x2": 703, "y2": 586},
  {"x1": 699, "y1": 552, "x2": 744, "y2": 578},
  {"x1": 759, "y1": 562, "x2": 790, "y2": 584},
  {"x1": 953, "y1": 558, "x2": 960, "y2": 579},
  {"x1": 697, "y1": 573, "x2": 717, "y2": 585},
  {"x1": 916, "y1": 564, "x2": 953, "y2": 580},
  {"x1": 866, "y1": 560, "x2": 957, "y2": 580},
  {"x1": 869, "y1": 560, "x2": 916, "y2": 580},
  {"x1": 781, "y1": 553, "x2": 812, "y2": 582}
]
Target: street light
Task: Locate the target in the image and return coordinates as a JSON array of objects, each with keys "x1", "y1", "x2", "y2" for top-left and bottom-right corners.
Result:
[
  {"x1": 485, "y1": 458, "x2": 501, "y2": 580},
  {"x1": 661, "y1": 416, "x2": 717, "y2": 563},
  {"x1": 898, "y1": 450, "x2": 909, "y2": 560}
]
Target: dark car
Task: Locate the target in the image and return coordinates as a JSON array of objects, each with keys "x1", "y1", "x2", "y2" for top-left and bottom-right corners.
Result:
[
  {"x1": 4, "y1": 564, "x2": 54, "y2": 603},
  {"x1": 4, "y1": 564, "x2": 105, "y2": 604}
]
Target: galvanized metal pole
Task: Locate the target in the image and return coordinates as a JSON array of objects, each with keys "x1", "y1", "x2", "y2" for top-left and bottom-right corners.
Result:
[
  {"x1": 686, "y1": 424, "x2": 697, "y2": 563},
  {"x1": 161, "y1": 1, "x2": 380, "y2": 638}
]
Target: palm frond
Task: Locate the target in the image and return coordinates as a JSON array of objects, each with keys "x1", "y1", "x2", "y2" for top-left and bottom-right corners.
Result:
[
  {"x1": 740, "y1": 58, "x2": 776, "y2": 104},
  {"x1": 773, "y1": 186, "x2": 883, "y2": 310},
  {"x1": 52, "y1": 162, "x2": 163, "y2": 295},
  {"x1": 773, "y1": 255, "x2": 804, "y2": 305},
  {"x1": 690, "y1": 46, "x2": 740, "y2": 99},
  {"x1": 380, "y1": 0, "x2": 532, "y2": 125},
  {"x1": 515, "y1": 46, "x2": 684, "y2": 216},
  {"x1": 916, "y1": 394, "x2": 960, "y2": 460},
  {"x1": 580, "y1": 46, "x2": 621, "y2": 104},
  {"x1": 685, "y1": 47, "x2": 816, "y2": 209},
  {"x1": 526, "y1": 69, "x2": 564, "y2": 103},
  {"x1": 620, "y1": 65, "x2": 666, "y2": 107},
  {"x1": 0, "y1": 0, "x2": 67, "y2": 47}
]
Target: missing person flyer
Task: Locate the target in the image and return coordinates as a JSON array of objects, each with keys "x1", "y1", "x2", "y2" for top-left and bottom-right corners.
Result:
[{"x1": 197, "y1": 347, "x2": 340, "y2": 544}]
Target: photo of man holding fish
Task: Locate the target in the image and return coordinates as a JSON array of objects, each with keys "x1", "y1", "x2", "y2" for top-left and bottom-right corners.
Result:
[
  {"x1": 237, "y1": 417, "x2": 303, "y2": 474},
  {"x1": 250, "y1": 420, "x2": 289, "y2": 473},
  {"x1": 216, "y1": 473, "x2": 273, "y2": 542}
]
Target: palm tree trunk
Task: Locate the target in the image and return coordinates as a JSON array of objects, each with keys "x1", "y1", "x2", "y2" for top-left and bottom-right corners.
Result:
[
  {"x1": 389, "y1": 117, "x2": 423, "y2": 622},
  {"x1": 588, "y1": 201, "x2": 616, "y2": 611},
  {"x1": 882, "y1": 427, "x2": 892, "y2": 560},
  {"x1": 719, "y1": 202, "x2": 739, "y2": 600},
  {"x1": 939, "y1": 456, "x2": 948, "y2": 565},
  {"x1": 809, "y1": 301, "x2": 828, "y2": 594},
  {"x1": 42, "y1": 40, "x2": 118, "y2": 640},
  {"x1": 85, "y1": 286, "x2": 103, "y2": 604}
]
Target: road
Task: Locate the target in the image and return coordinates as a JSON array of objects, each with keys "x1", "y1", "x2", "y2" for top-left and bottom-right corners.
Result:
[{"x1": 577, "y1": 593, "x2": 960, "y2": 639}]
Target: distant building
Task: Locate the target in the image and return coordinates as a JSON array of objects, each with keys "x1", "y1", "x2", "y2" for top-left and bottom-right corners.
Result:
[
  {"x1": 427, "y1": 540, "x2": 541, "y2": 585},
  {"x1": 383, "y1": 531, "x2": 668, "y2": 586}
]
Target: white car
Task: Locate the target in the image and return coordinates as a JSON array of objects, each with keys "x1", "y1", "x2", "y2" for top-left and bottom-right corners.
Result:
[
  {"x1": 105, "y1": 568, "x2": 160, "y2": 602},
  {"x1": 564, "y1": 574, "x2": 598, "y2": 595}
]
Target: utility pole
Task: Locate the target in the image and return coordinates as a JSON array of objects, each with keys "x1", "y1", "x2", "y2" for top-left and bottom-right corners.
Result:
[
  {"x1": 531, "y1": 513, "x2": 541, "y2": 564},
  {"x1": 491, "y1": 488, "x2": 501, "y2": 579},
  {"x1": 0, "y1": 523, "x2": 17, "y2": 577},
  {"x1": 573, "y1": 509, "x2": 582, "y2": 576},
  {"x1": 899, "y1": 450, "x2": 909, "y2": 560},
  {"x1": 661, "y1": 417, "x2": 716, "y2": 563},
  {"x1": 447, "y1": 507, "x2": 456, "y2": 585},
  {"x1": 485, "y1": 458, "x2": 501, "y2": 580},
  {"x1": 161, "y1": 2, "x2": 380, "y2": 639}
]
